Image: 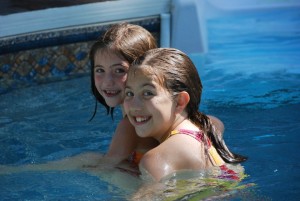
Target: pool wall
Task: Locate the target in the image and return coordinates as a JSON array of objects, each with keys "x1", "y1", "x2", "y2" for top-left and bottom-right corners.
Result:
[
  {"x1": 2, "y1": 0, "x2": 299, "y2": 94},
  {"x1": 0, "y1": 0, "x2": 171, "y2": 94},
  {"x1": 0, "y1": 17, "x2": 161, "y2": 94}
]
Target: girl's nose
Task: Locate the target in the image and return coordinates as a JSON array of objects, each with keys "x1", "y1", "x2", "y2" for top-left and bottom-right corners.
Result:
[
  {"x1": 103, "y1": 73, "x2": 114, "y2": 86},
  {"x1": 129, "y1": 96, "x2": 143, "y2": 111}
]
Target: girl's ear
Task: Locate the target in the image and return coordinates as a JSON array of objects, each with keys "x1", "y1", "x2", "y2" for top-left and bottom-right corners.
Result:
[{"x1": 175, "y1": 91, "x2": 190, "y2": 114}]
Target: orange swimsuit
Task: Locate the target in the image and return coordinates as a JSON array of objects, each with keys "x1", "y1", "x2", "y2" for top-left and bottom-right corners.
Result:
[{"x1": 128, "y1": 150, "x2": 144, "y2": 165}]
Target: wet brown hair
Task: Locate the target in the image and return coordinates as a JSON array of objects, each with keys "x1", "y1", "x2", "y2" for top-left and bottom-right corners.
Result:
[
  {"x1": 89, "y1": 23, "x2": 157, "y2": 120},
  {"x1": 130, "y1": 48, "x2": 247, "y2": 164}
]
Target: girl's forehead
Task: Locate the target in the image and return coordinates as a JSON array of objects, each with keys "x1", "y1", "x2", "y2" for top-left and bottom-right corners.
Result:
[
  {"x1": 128, "y1": 66, "x2": 164, "y2": 86},
  {"x1": 128, "y1": 66, "x2": 155, "y2": 80},
  {"x1": 96, "y1": 48, "x2": 125, "y2": 60},
  {"x1": 94, "y1": 48, "x2": 130, "y2": 68}
]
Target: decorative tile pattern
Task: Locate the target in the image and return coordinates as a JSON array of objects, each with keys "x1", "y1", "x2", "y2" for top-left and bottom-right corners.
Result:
[{"x1": 0, "y1": 18, "x2": 160, "y2": 94}]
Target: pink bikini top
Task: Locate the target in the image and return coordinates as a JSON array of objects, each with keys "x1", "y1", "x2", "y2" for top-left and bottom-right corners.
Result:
[{"x1": 168, "y1": 129, "x2": 240, "y2": 180}]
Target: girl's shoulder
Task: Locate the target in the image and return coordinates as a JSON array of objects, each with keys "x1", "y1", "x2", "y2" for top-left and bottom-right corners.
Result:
[
  {"x1": 140, "y1": 142, "x2": 179, "y2": 168},
  {"x1": 140, "y1": 136, "x2": 207, "y2": 180},
  {"x1": 139, "y1": 146, "x2": 174, "y2": 181},
  {"x1": 144, "y1": 133, "x2": 206, "y2": 165}
]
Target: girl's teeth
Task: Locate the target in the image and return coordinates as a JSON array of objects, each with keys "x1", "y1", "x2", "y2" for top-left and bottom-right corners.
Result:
[
  {"x1": 106, "y1": 90, "x2": 118, "y2": 94},
  {"x1": 136, "y1": 117, "x2": 148, "y2": 122}
]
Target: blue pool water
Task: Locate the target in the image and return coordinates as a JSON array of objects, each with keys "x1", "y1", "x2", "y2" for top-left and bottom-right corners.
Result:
[
  {"x1": 200, "y1": 7, "x2": 300, "y2": 200},
  {"x1": 1, "y1": 6, "x2": 300, "y2": 201}
]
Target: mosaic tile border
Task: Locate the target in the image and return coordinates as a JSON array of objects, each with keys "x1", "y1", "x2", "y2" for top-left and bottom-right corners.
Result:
[{"x1": 0, "y1": 17, "x2": 160, "y2": 94}]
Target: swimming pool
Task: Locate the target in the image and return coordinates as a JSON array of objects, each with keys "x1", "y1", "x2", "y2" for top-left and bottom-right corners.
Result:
[
  {"x1": 1, "y1": 5, "x2": 300, "y2": 201},
  {"x1": 200, "y1": 6, "x2": 300, "y2": 200}
]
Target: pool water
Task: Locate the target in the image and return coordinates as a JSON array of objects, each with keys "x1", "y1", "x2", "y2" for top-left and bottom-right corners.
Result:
[
  {"x1": 1, "y1": 6, "x2": 300, "y2": 201},
  {"x1": 200, "y1": 7, "x2": 300, "y2": 200}
]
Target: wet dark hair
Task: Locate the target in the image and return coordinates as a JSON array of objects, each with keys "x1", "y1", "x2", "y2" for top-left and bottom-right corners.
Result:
[
  {"x1": 89, "y1": 23, "x2": 157, "y2": 120},
  {"x1": 130, "y1": 48, "x2": 247, "y2": 164}
]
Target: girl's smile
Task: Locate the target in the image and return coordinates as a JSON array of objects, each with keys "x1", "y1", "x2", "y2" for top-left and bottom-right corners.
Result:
[
  {"x1": 134, "y1": 116, "x2": 151, "y2": 124},
  {"x1": 103, "y1": 90, "x2": 121, "y2": 97}
]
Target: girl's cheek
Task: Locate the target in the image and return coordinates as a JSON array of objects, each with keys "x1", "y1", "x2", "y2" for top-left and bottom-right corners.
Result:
[
  {"x1": 118, "y1": 76, "x2": 128, "y2": 89},
  {"x1": 121, "y1": 74, "x2": 128, "y2": 82},
  {"x1": 123, "y1": 101, "x2": 129, "y2": 112},
  {"x1": 94, "y1": 74, "x2": 103, "y2": 82}
]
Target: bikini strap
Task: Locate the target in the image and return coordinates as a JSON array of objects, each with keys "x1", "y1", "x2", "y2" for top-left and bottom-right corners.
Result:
[
  {"x1": 170, "y1": 129, "x2": 209, "y2": 145},
  {"x1": 170, "y1": 129, "x2": 224, "y2": 167}
]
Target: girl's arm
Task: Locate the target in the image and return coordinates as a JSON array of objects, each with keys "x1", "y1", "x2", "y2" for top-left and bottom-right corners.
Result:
[
  {"x1": 106, "y1": 116, "x2": 158, "y2": 161},
  {"x1": 0, "y1": 152, "x2": 106, "y2": 174},
  {"x1": 106, "y1": 116, "x2": 138, "y2": 160}
]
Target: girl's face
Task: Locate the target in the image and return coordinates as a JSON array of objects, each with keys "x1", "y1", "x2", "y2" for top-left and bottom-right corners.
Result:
[
  {"x1": 124, "y1": 69, "x2": 177, "y2": 141},
  {"x1": 94, "y1": 50, "x2": 130, "y2": 107}
]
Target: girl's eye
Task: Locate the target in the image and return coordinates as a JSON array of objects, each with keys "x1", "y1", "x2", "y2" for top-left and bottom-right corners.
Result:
[
  {"x1": 94, "y1": 68, "x2": 104, "y2": 73},
  {"x1": 143, "y1": 91, "x2": 154, "y2": 97},
  {"x1": 115, "y1": 68, "x2": 126, "y2": 74},
  {"x1": 125, "y1": 91, "x2": 134, "y2": 97}
]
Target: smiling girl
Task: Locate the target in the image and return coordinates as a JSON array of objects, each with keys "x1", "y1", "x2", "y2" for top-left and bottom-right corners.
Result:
[
  {"x1": 89, "y1": 23, "x2": 159, "y2": 162},
  {"x1": 124, "y1": 48, "x2": 247, "y2": 181}
]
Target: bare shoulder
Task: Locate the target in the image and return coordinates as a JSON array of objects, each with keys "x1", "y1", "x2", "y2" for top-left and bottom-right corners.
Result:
[
  {"x1": 139, "y1": 145, "x2": 174, "y2": 181},
  {"x1": 139, "y1": 138, "x2": 197, "y2": 181}
]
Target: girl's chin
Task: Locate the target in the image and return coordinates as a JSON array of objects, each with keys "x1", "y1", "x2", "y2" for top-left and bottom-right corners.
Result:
[
  {"x1": 135, "y1": 129, "x2": 151, "y2": 138},
  {"x1": 106, "y1": 102, "x2": 121, "y2": 107},
  {"x1": 103, "y1": 97, "x2": 123, "y2": 107}
]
